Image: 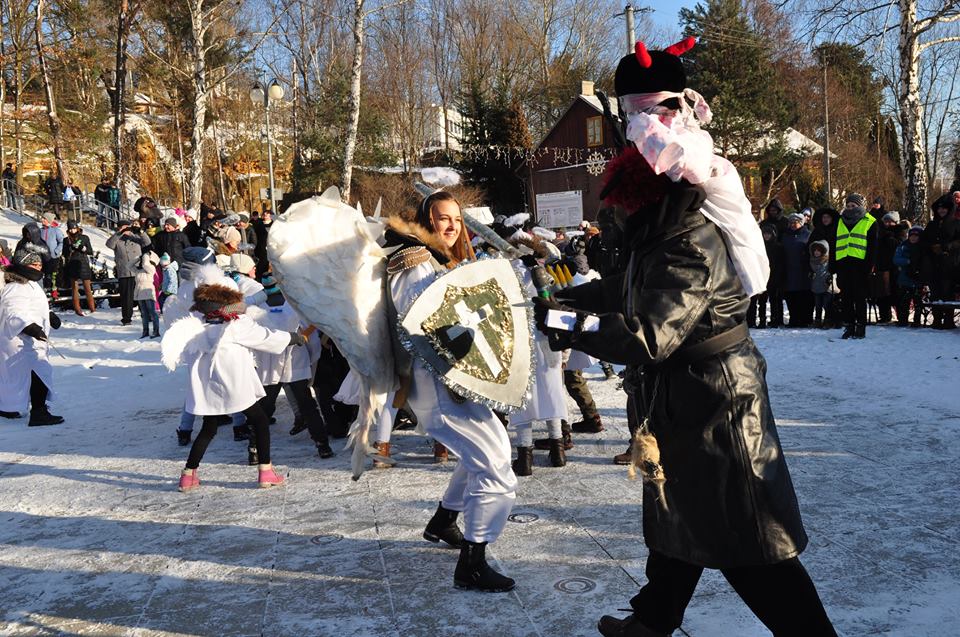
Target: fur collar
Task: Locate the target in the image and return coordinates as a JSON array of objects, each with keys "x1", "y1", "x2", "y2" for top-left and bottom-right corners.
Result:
[
  {"x1": 2, "y1": 269, "x2": 32, "y2": 285},
  {"x1": 384, "y1": 216, "x2": 451, "y2": 265}
]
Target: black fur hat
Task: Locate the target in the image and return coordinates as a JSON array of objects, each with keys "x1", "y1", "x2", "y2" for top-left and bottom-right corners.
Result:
[{"x1": 615, "y1": 37, "x2": 696, "y2": 109}]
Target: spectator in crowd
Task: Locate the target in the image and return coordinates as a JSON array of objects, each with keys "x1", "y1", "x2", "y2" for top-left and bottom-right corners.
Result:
[
  {"x1": 134, "y1": 251, "x2": 161, "y2": 339},
  {"x1": 94, "y1": 177, "x2": 113, "y2": 228},
  {"x1": 809, "y1": 208, "x2": 838, "y2": 248},
  {"x1": 152, "y1": 217, "x2": 191, "y2": 269},
  {"x1": 158, "y1": 253, "x2": 179, "y2": 311},
  {"x1": 748, "y1": 225, "x2": 784, "y2": 328},
  {"x1": 134, "y1": 196, "x2": 162, "y2": 228},
  {"x1": 953, "y1": 190, "x2": 960, "y2": 219},
  {"x1": 760, "y1": 198, "x2": 788, "y2": 238},
  {"x1": 106, "y1": 220, "x2": 151, "y2": 326},
  {"x1": 39, "y1": 213, "x2": 64, "y2": 295},
  {"x1": 809, "y1": 240, "x2": 833, "y2": 328},
  {"x1": 2, "y1": 163, "x2": 18, "y2": 210},
  {"x1": 108, "y1": 180, "x2": 121, "y2": 213},
  {"x1": 876, "y1": 211, "x2": 902, "y2": 323},
  {"x1": 43, "y1": 173, "x2": 65, "y2": 217},
  {"x1": 833, "y1": 193, "x2": 879, "y2": 339},
  {"x1": 62, "y1": 180, "x2": 79, "y2": 224},
  {"x1": 893, "y1": 225, "x2": 924, "y2": 327},
  {"x1": 252, "y1": 209, "x2": 273, "y2": 279},
  {"x1": 15, "y1": 224, "x2": 51, "y2": 278},
  {"x1": 921, "y1": 194, "x2": 960, "y2": 330},
  {"x1": 62, "y1": 221, "x2": 96, "y2": 316},
  {"x1": 182, "y1": 209, "x2": 205, "y2": 247},
  {"x1": 869, "y1": 196, "x2": 886, "y2": 222},
  {"x1": 782, "y1": 212, "x2": 813, "y2": 326},
  {"x1": 237, "y1": 214, "x2": 257, "y2": 256}
]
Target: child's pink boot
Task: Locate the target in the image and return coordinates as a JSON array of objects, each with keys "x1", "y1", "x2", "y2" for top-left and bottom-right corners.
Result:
[
  {"x1": 178, "y1": 468, "x2": 200, "y2": 492},
  {"x1": 257, "y1": 465, "x2": 285, "y2": 488}
]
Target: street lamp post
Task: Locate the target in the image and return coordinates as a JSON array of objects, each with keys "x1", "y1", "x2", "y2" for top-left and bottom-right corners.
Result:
[{"x1": 250, "y1": 78, "x2": 284, "y2": 213}]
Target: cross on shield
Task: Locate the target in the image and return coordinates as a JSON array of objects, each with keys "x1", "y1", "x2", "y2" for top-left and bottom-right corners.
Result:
[{"x1": 398, "y1": 259, "x2": 533, "y2": 412}]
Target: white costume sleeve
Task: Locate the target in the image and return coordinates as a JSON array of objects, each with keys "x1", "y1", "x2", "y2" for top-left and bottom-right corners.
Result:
[{"x1": 229, "y1": 315, "x2": 291, "y2": 355}]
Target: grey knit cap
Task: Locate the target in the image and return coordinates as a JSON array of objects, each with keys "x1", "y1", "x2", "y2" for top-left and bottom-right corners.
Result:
[
  {"x1": 845, "y1": 193, "x2": 866, "y2": 208},
  {"x1": 882, "y1": 211, "x2": 900, "y2": 223}
]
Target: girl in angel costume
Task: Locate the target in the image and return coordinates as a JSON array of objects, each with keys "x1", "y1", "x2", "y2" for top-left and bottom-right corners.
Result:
[{"x1": 161, "y1": 265, "x2": 308, "y2": 492}]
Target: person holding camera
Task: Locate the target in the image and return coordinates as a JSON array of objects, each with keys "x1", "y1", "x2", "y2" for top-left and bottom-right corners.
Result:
[
  {"x1": 106, "y1": 220, "x2": 152, "y2": 325},
  {"x1": 63, "y1": 221, "x2": 96, "y2": 316}
]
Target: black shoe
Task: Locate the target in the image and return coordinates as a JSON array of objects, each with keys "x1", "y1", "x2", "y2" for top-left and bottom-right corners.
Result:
[
  {"x1": 316, "y1": 442, "x2": 335, "y2": 459},
  {"x1": 233, "y1": 425, "x2": 249, "y2": 441},
  {"x1": 248, "y1": 445, "x2": 259, "y2": 466},
  {"x1": 176, "y1": 429, "x2": 192, "y2": 446},
  {"x1": 854, "y1": 323, "x2": 866, "y2": 339},
  {"x1": 454, "y1": 540, "x2": 515, "y2": 592},
  {"x1": 289, "y1": 419, "x2": 307, "y2": 436},
  {"x1": 121, "y1": 320, "x2": 132, "y2": 326},
  {"x1": 150, "y1": 332, "x2": 160, "y2": 339},
  {"x1": 534, "y1": 433, "x2": 573, "y2": 451},
  {"x1": 0, "y1": 411, "x2": 21, "y2": 419},
  {"x1": 395, "y1": 408, "x2": 417, "y2": 430},
  {"x1": 548, "y1": 438, "x2": 567, "y2": 467},
  {"x1": 512, "y1": 446, "x2": 533, "y2": 477},
  {"x1": 422, "y1": 501, "x2": 464, "y2": 548},
  {"x1": 28, "y1": 411, "x2": 64, "y2": 426},
  {"x1": 597, "y1": 614, "x2": 667, "y2": 637},
  {"x1": 571, "y1": 415, "x2": 603, "y2": 433},
  {"x1": 840, "y1": 325, "x2": 854, "y2": 339},
  {"x1": 140, "y1": 330, "x2": 149, "y2": 339}
]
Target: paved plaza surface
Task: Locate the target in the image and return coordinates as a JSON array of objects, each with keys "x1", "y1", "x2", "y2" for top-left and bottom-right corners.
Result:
[{"x1": 0, "y1": 309, "x2": 958, "y2": 636}]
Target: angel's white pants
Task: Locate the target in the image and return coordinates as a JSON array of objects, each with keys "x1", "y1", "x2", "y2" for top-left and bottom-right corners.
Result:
[
  {"x1": 426, "y1": 410, "x2": 517, "y2": 544},
  {"x1": 514, "y1": 418, "x2": 563, "y2": 447},
  {"x1": 375, "y1": 402, "x2": 397, "y2": 443}
]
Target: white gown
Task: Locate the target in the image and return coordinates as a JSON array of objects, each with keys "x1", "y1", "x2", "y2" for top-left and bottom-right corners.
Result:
[
  {"x1": 0, "y1": 280, "x2": 54, "y2": 412},
  {"x1": 391, "y1": 260, "x2": 517, "y2": 544}
]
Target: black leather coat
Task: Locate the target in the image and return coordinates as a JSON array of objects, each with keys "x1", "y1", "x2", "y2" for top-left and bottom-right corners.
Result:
[{"x1": 557, "y1": 182, "x2": 807, "y2": 568}]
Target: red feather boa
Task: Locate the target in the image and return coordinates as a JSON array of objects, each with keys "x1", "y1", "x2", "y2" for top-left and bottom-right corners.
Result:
[{"x1": 601, "y1": 146, "x2": 672, "y2": 214}]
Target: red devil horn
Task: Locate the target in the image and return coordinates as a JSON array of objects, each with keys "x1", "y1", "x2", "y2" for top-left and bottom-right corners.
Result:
[
  {"x1": 664, "y1": 36, "x2": 696, "y2": 57},
  {"x1": 634, "y1": 41, "x2": 652, "y2": 68}
]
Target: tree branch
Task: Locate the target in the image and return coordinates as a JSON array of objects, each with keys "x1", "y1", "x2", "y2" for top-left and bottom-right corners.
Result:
[
  {"x1": 132, "y1": 23, "x2": 192, "y2": 80},
  {"x1": 919, "y1": 35, "x2": 960, "y2": 53},
  {"x1": 916, "y1": 0, "x2": 960, "y2": 34}
]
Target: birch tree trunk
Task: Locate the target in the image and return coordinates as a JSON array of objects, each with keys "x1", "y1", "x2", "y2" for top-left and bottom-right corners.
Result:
[
  {"x1": 112, "y1": 0, "x2": 136, "y2": 202},
  {"x1": 897, "y1": 0, "x2": 926, "y2": 220},
  {"x1": 34, "y1": 0, "x2": 67, "y2": 181},
  {"x1": 339, "y1": 0, "x2": 365, "y2": 202},
  {"x1": 187, "y1": 0, "x2": 208, "y2": 209}
]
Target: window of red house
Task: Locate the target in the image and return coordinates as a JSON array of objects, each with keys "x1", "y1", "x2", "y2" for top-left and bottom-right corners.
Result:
[{"x1": 586, "y1": 116, "x2": 603, "y2": 147}]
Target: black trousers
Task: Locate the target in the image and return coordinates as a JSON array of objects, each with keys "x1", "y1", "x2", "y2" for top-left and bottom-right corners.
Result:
[
  {"x1": 897, "y1": 287, "x2": 923, "y2": 326},
  {"x1": 30, "y1": 371, "x2": 49, "y2": 413},
  {"x1": 630, "y1": 550, "x2": 836, "y2": 636},
  {"x1": 259, "y1": 380, "x2": 329, "y2": 444},
  {"x1": 784, "y1": 290, "x2": 813, "y2": 326},
  {"x1": 118, "y1": 276, "x2": 135, "y2": 323},
  {"x1": 186, "y1": 403, "x2": 271, "y2": 469},
  {"x1": 929, "y1": 276, "x2": 957, "y2": 328},
  {"x1": 748, "y1": 290, "x2": 784, "y2": 327}
]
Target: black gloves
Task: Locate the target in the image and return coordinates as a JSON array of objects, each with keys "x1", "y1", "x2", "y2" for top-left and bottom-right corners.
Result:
[
  {"x1": 520, "y1": 254, "x2": 539, "y2": 268},
  {"x1": 532, "y1": 296, "x2": 577, "y2": 351},
  {"x1": 21, "y1": 323, "x2": 48, "y2": 341},
  {"x1": 289, "y1": 332, "x2": 308, "y2": 347},
  {"x1": 49, "y1": 312, "x2": 61, "y2": 330}
]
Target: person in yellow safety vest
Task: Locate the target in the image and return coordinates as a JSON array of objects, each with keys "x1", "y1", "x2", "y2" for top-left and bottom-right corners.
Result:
[{"x1": 832, "y1": 193, "x2": 879, "y2": 339}]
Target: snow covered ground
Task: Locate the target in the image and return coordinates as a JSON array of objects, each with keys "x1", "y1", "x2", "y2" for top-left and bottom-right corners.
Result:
[{"x1": 1, "y1": 211, "x2": 959, "y2": 636}]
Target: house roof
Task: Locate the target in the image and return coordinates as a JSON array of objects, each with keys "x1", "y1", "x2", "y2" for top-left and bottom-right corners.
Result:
[{"x1": 532, "y1": 94, "x2": 619, "y2": 152}]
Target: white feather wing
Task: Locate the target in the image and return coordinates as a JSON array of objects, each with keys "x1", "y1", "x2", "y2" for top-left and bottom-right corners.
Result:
[{"x1": 267, "y1": 187, "x2": 394, "y2": 478}]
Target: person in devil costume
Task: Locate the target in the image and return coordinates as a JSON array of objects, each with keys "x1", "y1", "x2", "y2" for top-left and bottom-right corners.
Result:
[{"x1": 532, "y1": 38, "x2": 837, "y2": 637}]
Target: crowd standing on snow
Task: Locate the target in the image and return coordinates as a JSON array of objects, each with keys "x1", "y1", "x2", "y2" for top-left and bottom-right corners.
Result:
[{"x1": 751, "y1": 190, "x2": 960, "y2": 338}]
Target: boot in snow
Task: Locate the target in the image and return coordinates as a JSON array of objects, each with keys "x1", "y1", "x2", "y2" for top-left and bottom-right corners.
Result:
[
  {"x1": 433, "y1": 441, "x2": 449, "y2": 463},
  {"x1": 289, "y1": 418, "x2": 306, "y2": 436},
  {"x1": 512, "y1": 446, "x2": 533, "y2": 477},
  {"x1": 854, "y1": 323, "x2": 866, "y2": 339},
  {"x1": 571, "y1": 414, "x2": 603, "y2": 433},
  {"x1": 548, "y1": 438, "x2": 567, "y2": 467},
  {"x1": 28, "y1": 410, "x2": 64, "y2": 426},
  {"x1": 373, "y1": 441, "x2": 392, "y2": 468},
  {"x1": 140, "y1": 328, "x2": 149, "y2": 339},
  {"x1": 840, "y1": 324, "x2": 855, "y2": 339},
  {"x1": 597, "y1": 614, "x2": 668, "y2": 637},
  {"x1": 613, "y1": 443, "x2": 633, "y2": 466},
  {"x1": 534, "y1": 432, "x2": 573, "y2": 451},
  {"x1": 454, "y1": 540, "x2": 515, "y2": 592},
  {"x1": 316, "y1": 441, "x2": 335, "y2": 459},
  {"x1": 0, "y1": 411, "x2": 21, "y2": 419},
  {"x1": 257, "y1": 465, "x2": 285, "y2": 488},
  {"x1": 176, "y1": 429, "x2": 192, "y2": 446},
  {"x1": 178, "y1": 469, "x2": 200, "y2": 492},
  {"x1": 422, "y1": 501, "x2": 464, "y2": 548},
  {"x1": 233, "y1": 425, "x2": 249, "y2": 441}
]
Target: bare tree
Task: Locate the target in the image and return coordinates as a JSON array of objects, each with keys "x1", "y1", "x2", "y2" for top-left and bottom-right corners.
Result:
[{"x1": 34, "y1": 0, "x2": 66, "y2": 180}]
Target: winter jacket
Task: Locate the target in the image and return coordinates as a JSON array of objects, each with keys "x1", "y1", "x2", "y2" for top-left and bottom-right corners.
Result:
[
  {"x1": 43, "y1": 176, "x2": 64, "y2": 205},
  {"x1": 40, "y1": 224, "x2": 64, "y2": 259},
  {"x1": 808, "y1": 240, "x2": 832, "y2": 294},
  {"x1": 807, "y1": 208, "x2": 838, "y2": 251},
  {"x1": 150, "y1": 230, "x2": 190, "y2": 267},
  {"x1": 893, "y1": 240, "x2": 922, "y2": 288},
  {"x1": 555, "y1": 181, "x2": 807, "y2": 568},
  {"x1": 106, "y1": 228, "x2": 151, "y2": 279},
  {"x1": 161, "y1": 262, "x2": 179, "y2": 295},
  {"x1": 183, "y1": 220, "x2": 204, "y2": 247},
  {"x1": 921, "y1": 204, "x2": 960, "y2": 280},
  {"x1": 877, "y1": 226, "x2": 899, "y2": 273},
  {"x1": 15, "y1": 224, "x2": 51, "y2": 265},
  {"x1": 763, "y1": 231, "x2": 785, "y2": 292},
  {"x1": 252, "y1": 218, "x2": 272, "y2": 265},
  {"x1": 62, "y1": 233, "x2": 93, "y2": 281},
  {"x1": 134, "y1": 252, "x2": 160, "y2": 301},
  {"x1": 0, "y1": 272, "x2": 54, "y2": 412},
  {"x1": 94, "y1": 183, "x2": 112, "y2": 205},
  {"x1": 759, "y1": 199, "x2": 789, "y2": 240},
  {"x1": 781, "y1": 225, "x2": 812, "y2": 291}
]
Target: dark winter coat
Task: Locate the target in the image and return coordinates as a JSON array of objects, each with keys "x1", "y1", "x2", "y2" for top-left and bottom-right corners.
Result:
[
  {"x1": 94, "y1": 183, "x2": 112, "y2": 205},
  {"x1": 43, "y1": 176, "x2": 64, "y2": 205},
  {"x1": 183, "y1": 220, "x2": 205, "y2": 247},
  {"x1": 893, "y1": 240, "x2": 922, "y2": 288},
  {"x1": 15, "y1": 224, "x2": 51, "y2": 264},
  {"x1": 781, "y1": 225, "x2": 812, "y2": 291},
  {"x1": 556, "y1": 182, "x2": 807, "y2": 568},
  {"x1": 921, "y1": 207, "x2": 960, "y2": 281},
  {"x1": 877, "y1": 225, "x2": 899, "y2": 273},
  {"x1": 759, "y1": 199, "x2": 789, "y2": 240},
  {"x1": 807, "y1": 208, "x2": 838, "y2": 251},
  {"x1": 106, "y1": 228, "x2": 151, "y2": 279},
  {"x1": 63, "y1": 232, "x2": 93, "y2": 281},
  {"x1": 252, "y1": 219, "x2": 272, "y2": 264},
  {"x1": 151, "y1": 229, "x2": 191, "y2": 266}
]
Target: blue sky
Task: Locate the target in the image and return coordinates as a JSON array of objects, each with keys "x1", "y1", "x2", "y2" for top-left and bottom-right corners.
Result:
[{"x1": 643, "y1": 0, "x2": 698, "y2": 33}]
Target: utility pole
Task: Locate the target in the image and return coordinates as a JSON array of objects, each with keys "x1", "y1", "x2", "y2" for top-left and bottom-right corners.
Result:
[
  {"x1": 616, "y1": 5, "x2": 651, "y2": 52},
  {"x1": 822, "y1": 60, "x2": 831, "y2": 204}
]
